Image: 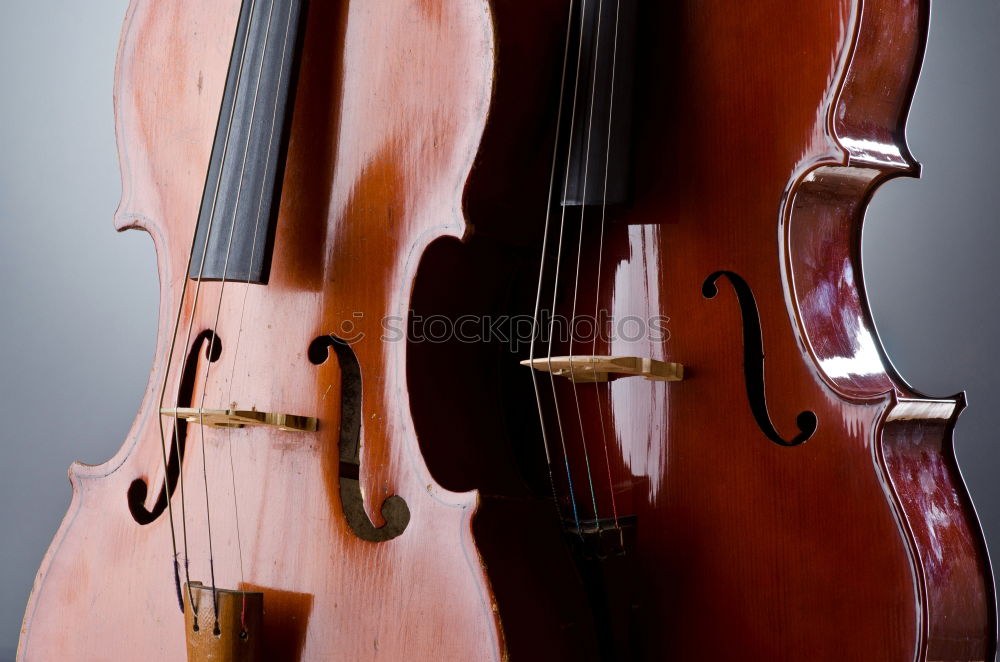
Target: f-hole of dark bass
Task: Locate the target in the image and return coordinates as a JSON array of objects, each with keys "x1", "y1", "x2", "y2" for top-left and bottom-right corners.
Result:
[{"x1": 702, "y1": 270, "x2": 817, "y2": 447}]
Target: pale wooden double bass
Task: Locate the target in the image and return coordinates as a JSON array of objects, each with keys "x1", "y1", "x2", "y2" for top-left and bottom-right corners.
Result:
[{"x1": 19, "y1": 0, "x2": 517, "y2": 659}]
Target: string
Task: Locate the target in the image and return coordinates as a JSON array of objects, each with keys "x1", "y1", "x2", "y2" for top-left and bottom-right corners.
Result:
[
  {"x1": 592, "y1": 0, "x2": 623, "y2": 538},
  {"x1": 195, "y1": 0, "x2": 277, "y2": 628},
  {"x1": 154, "y1": 323, "x2": 185, "y2": 612},
  {"x1": 548, "y1": 0, "x2": 600, "y2": 525},
  {"x1": 223, "y1": 0, "x2": 297, "y2": 633},
  {"x1": 565, "y1": 0, "x2": 606, "y2": 528},
  {"x1": 529, "y1": 0, "x2": 582, "y2": 533},
  {"x1": 158, "y1": 0, "x2": 261, "y2": 624}
]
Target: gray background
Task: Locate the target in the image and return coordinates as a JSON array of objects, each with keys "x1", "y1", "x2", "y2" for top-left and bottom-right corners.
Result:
[{"x1": 1, "y1": 1, "x2": 998, "y2": 660}]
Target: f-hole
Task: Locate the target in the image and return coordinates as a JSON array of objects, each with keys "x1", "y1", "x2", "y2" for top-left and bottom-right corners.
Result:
[
  {"x1": 308, "y1": 335, "x2": 410, "y2": 542},
  {"x1": 128, "y1": 330, "x2": 222, "y2": 524},
  {"x1": 702, "y1": 271, "x2": 817, "y2": 447}
]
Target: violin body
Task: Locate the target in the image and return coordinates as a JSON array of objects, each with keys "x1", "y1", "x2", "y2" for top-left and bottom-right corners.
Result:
[
  {"x1": 19, "y1": 1, "x2": 512, "y2": 659},
  {"x1": 472, "y1": 0, "x2": 997, "y2": 659}
]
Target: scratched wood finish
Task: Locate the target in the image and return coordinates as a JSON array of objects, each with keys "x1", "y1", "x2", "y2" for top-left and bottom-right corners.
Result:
[
  {"x1": 18, "y1": 1, "x2": 507, "y2": 660},
  {"x1": 461, "y1": 0, "x2": 996, "y2": 659}
]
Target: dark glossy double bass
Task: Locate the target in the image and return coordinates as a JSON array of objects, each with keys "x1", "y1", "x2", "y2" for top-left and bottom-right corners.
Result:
[
  {"x1": 501, "y1": 0, "x2": 996, "y2": 661},
  {"x1": 450, "y1": 0, "x2": 997, "y2": 659}
]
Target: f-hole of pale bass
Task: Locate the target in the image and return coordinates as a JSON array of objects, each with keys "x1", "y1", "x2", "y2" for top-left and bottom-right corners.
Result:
[
  {"x1": 128, "y1": 330, "x2": 222, "y2": 524},
  {"x1": 308, "y1": 335, "x2": 410, "y2": 542}
]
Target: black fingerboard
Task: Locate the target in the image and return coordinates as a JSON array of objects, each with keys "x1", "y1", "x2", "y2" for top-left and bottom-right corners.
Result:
[
  {"x1": 189, "y1": 0, "x2": 307, "y2": 283},
  {"x1": 561, "y1": 0, "x2": 637, "y2": 207}
]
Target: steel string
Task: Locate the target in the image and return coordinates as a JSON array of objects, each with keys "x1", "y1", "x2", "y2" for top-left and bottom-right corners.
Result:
[
  {"x1": 194, "y1": 0, "x2": 278, "y2": 629},
  {"x1": 565, "y1": 0, "x2": 607, "y2": 529},
  {"x1": 591, "y1": 0, "x2": 624, "y2": 538},
  {"x1": 222, "y1": 0, "x2": 297, "y2": 633},
  {"x1": 548, "y1": 0, "x2": 601, "y2": 525},
  {"x1": 158, "y1": 0, "x2": 261, "y2": 624},
  {"x1": 529, "y1": 0, "x2": 583, "y2": 532}
]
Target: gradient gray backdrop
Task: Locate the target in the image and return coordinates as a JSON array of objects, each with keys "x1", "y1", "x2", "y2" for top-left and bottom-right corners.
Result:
[{"x1": 1, "y1": 2, "x2": 998, "y2": 660}]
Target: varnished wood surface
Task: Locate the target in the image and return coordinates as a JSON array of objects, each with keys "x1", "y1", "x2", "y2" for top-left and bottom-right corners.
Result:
[{"x1": 18, "y1": 1, "x2": 508, "y2": 660}]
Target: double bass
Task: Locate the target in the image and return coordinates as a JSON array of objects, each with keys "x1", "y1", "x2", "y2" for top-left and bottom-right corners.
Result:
[{"x1": 452, "y1": 0, "x2": 997, "y2": 659}]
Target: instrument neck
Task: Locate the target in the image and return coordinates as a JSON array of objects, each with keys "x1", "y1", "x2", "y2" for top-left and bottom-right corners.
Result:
[
  {"x1": 189, "y1": 0, "x2": 307, "y2": 285},
  {"x1": 560, "y1": 0, "x2": 638, "y2": 208}
]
